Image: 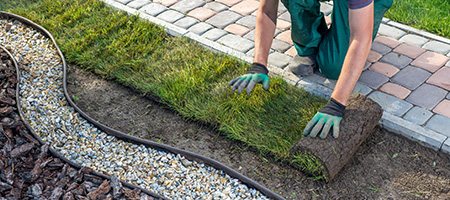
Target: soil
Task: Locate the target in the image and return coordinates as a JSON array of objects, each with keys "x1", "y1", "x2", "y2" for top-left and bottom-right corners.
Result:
[
  {"x1": 0, "y1": 48, "x2": 155, "y2": 200},
  {"x1": 67, "y1": 65, "x2": 450, "y2": 200}
]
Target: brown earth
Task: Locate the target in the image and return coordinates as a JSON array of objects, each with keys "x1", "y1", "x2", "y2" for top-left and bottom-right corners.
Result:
[{"x1": 67, "y1": 65, "x2": 450, "y2": 200}]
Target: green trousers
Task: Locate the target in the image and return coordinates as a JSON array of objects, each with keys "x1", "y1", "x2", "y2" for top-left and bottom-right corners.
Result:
[{"x1": 280, "y1": 0, "x2": 393, "y2": 79}]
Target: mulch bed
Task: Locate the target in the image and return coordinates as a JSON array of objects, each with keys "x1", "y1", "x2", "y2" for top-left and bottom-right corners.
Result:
[{"x1": 0, "y1": 47, "x2": 155, "y2": 200}]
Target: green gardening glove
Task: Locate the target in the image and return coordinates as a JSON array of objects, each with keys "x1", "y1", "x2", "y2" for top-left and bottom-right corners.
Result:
[
  {"x1": 303, "y1": 98, "x2": 345, "y2": 139},
  {"x1": 229, "y1": 62, "x2": 270, "y2": 95}
]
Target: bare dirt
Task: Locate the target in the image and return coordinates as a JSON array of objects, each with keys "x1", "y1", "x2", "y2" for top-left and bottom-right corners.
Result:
[{"x1": 67, "y1": 65, "x2": 450, "y2": 200}]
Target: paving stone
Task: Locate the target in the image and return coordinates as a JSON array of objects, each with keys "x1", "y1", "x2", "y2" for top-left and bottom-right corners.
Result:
[
  {"x1": 268, "y1": 52, "x2": 290, "y2": 68},
  {"x1": 224, "y1": 24, "x2": 250, "y2": 36},
  {"x1": 206, "y1": 11, "x2": 242, "y2": 29},
  {"x1": 217, "y1": 34, "x2": 254, "y2": 53},
  {"x1": 187, "y1": 22, "x2": 213, "y2": 35},
  {"x1": 411, "y1": 51, "x2": 450, "y2": 72},
  {"x1": 116, "y1": 0, "x2": 133, "y2": 4},
  {"x1": 205, "y1": 2, "x2": 228, "y2": 12},
  {"x1": 368, "y1": 91, "x2": 413, "y2": 117},
  {"x1": 285, "y1": 46, "x2": 297, "y2": 57},
  {"x1": 139, "y1": 3, "x2": 167, "y2": 16},
  {"x1": 305, "y1": 72, "x2": 337, "y2": 89},
  {"x1": 230, "y1": 0, "x2": 259, "y2": 15},
  {"x1": 127, "y1": 0, "x2": 151, "y2": 9},
  {"x1": 187, "y1": 7, "x2": 216, "y2": 21},
  {"x1": 271, "y1": 39, "x2": 291, "y2": 52},
  {"x1": 320, "y1": 2, "x2": 333, "y2": 15},
  {"x1": 374, "y1": 35, "x2": 401, "y2": 48},
  {"x1": 243, "y1": 30, "x2": 255, "y2": 41},
  {"x1": 236, "y1": 15, "x2": 256, "y2": 29},
  {"x1": 174, "y1": 16, "x2": 199, "y2": 29},
  {"x1": 371, "y1": 42, "x2": 391, "y2": 55},
  {"x1": 403, "y1": 106, "x2": 433, "y2": 126},
  {"x1": 276, "y1": 19, "x2": 291, "y2": 31},
  {"x1": 367, "y1": 50, "x2": 382, "y2": 63},
  {"x1": 246, "y1": 48, "x2": 255, "y2": 57},
  {"x1": 202, "y1": 28, "x2": 227, "y2": 41},
  {"x1": 278, "y1": 2, "x2": 287, "y2": 13},
  {"x1": 276, "y1": 30, "x2": 292, "y2": 45},
  {"x1": 352, "y1": 82, "x2": 373, "y2": 96},
  {"x1": 425, "y1": 114, "x2": 450, "y2": 137},
  {"x1": 170, "y1": 0, "x2": 206, "y2": 14},
  {"x1": 157, "y1": 10, "x2": 184, "y2": 23},
  {"x1": 393, "y1": 43, "x2": 426, "y2": 59},
  {"x1": 399, "y1": 34, "x2": 429, "y2": 47},
  {"x1": 448, "y1": 93, "x2": 450, "y2": 99},
  {"x1": 369, "y1": 62, "x2": 399, "y2": 78},
  {"x1": 423, "y1": 41, "x2": 450, "y2": 54},
  {"x1": 406, "y1": 84, "x2": 447, "y2": 110},
  {"x1": 442, "y1": 140, "x2": 450, "y2": 154},
  {"x1": 279, "y1": 11, "x2": 291, "y2": 22},
  {"x1": 427, "y1": 67, "x2": 450, "y2": 90},
  {"x1": 153, "y1": 0, "x2": 178, "y2": 7},
  {"x1": 379, "y1": 52, "x2": 412, "y2": 69},
  {"x1": 391, "y1": 65, "x2": 431, "y2": 90},
  {"x1": 447, "y1": 60, "x2": 450, "y2": 67},
  {"x1": 358, "y1": 70, "x2": 389, "y2": 89},
  {"x1": 379, "y1": 82, "x2": 411, "y2": 99},
  {"x1": 378, "y1": 24, "x2": 406, "y2": 39},
  {"x1": 216, "y1": 0, "x2": 241, "y2": 7},
  {"x1": 433, "y1": 100, "x2": 450, "y2": 118}
]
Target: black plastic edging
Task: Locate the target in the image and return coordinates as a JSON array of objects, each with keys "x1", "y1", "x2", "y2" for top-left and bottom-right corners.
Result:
[{"x1": 1, "y1": 11, "x2": 285, "y2": 200}]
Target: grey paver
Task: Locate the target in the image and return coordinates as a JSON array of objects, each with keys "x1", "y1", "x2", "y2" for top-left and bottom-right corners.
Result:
[
  {"x1": 236, "y1": 16, "x2": 257, "y2": 29},
  {"x1": 116, "y1": 0, "x2": 133, "y2": 4},
  {"x1": 447, "y1": 52, "x2": 450, "y2": 57},
  {"x1": 352, "y1": 82, "x2": 373, "y2": 96},
  {"x1": 268, "y1": 52, "x2": 290, "y2": 68},
  {"x1": 205, "y1": 2, "x2": 228, "y2": 12},
  {"x1": 371, "y1": 42, "x2": 392, "y2": 55},
  {"x1": 422, "y1": 41, "x2": 450, "y2": 54},
  {"x1": 278, "y1": 2, "x2": 288, "y2": 13},
  {"x1": 320, "y1": 2, "x2": 333, "y2": 15},
  {"x1": 139, "y1": 3, "x2": 167, "y2": 16},
  {"x1": 127, "y1": 0, "x2": 151, "y2": 9},
  {"x1": 378, "y1": 24, "x2": 406, "y2": 39},
  {"x1": 426, "y1": 114, "x2": 450, "y2": 137},
  {"x1": 363, "y1": 61, "x2": 371, "y2": 70},
  {"x1": 157, "y1": 10, "x2": 185, "y2": 23},
  {"x1": 380, "y1": 52, "x2": 412, "y2": 69},
  {"x1": 368, "y1": 91, "x2": 413, "y2": 117},
  {"x1": 271, "y1": 39, "x2": 290, "y2": 52},
  {"x1": 188, "y1": 22, "x2": 213, "y2": 35},
  {"x1": 391, "y1": 65, "x2": 431, "y2": 90},
  {"x1": 305, "y1": 72, "x2": 337, "y2": 89},
  {"x1": 399, "y1": 34, "x2": 429, "y2": 47},
  {"x1": 174, "y1": 17, "x2": 200, "y2": 29},
  {"x1": 446, "y1": 61, "x2": 450, "y2": 67},
  {"x1": 217, "y1": 34, "x2": 254, "y2": 53},
  {"x1": 406, "y1": 84, "x2": 447, "y2": 110},
  {"x1": 403, "y1": 106, "x2": 433, "y2": 125},
  {"x1": 202, "y1": 28, "x2": 227, "y2": 41},
  {"x1": 170, "y1": 0, "x2": 206, "y2": 14},
  {"x1": 448, "y1": 93, "x2": 450, "y2": 99},
  {"x1": 381, "y1": 112, "x2": 446, "y2": 151},
  {"x1": 443, "y1": 139, "x2": 450, "y2": 154},
  {"x1": 358, "y1": 70, "x2": 389, "y2": 89},
  {"x1": 279, "y1": 12, "x2": 291, "y2": 22},
  {"x1": 243, "y1": 30, "x2": 255, "y2": 41},
  {"x1": 246, "y1": 48, "x2": 255, "y2": 57},
  {"x1": 297, "y1": 79, "x2": 333, "y2": 99},
  {"x1": 206, "y1": 11, "x2": 242, "y2": 29}
]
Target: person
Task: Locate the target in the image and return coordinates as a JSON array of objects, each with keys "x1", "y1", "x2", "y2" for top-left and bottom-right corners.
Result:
[{"x1": 228, "y1": 0, "x2": 393, "y2": 139}]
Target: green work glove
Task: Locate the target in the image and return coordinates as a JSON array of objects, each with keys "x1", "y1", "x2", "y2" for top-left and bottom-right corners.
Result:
[
  {"x1": 303, "y1": 98, "x2": 345, "y2": 139},
  {"x1": 228, "y1": 62, "x2": 270, "y2": 95}
]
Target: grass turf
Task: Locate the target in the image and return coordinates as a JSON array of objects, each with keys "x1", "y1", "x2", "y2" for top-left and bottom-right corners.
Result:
[{"x1": 1, "y1": 0, "x2": 327, "y2": 177}]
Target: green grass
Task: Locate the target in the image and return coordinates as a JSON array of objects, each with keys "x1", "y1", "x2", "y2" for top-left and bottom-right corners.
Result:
[
  {"x1": 385, "y1": 0, "x2": 450, "y2": 38},
  {"x1": 1, "y1": 0, "x2": 327, "y2": 176}
]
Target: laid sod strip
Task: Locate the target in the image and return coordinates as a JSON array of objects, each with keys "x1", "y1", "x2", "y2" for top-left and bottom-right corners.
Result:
[
  {"x1": 385, "y1": 0, "x2": 450, "y2": 38},
  {"x1": 1, "y1": 0, "x2": 327, "y2": 176}
]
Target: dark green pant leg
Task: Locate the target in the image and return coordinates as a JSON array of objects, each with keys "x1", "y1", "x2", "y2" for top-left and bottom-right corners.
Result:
[
  {"x1": 281, "y1": 0, "x2": 328, "y2": 56},
  {"x1": 316, "y1": 0, "x2": 393, "y2": 80}
]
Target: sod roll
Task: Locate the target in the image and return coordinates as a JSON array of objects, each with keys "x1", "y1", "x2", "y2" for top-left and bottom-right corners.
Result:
[{"x1": 289, "y1": 94, "x2": 383, "y2": 180}]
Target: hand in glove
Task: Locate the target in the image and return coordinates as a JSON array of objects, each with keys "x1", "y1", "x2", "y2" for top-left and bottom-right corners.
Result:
[
  {"x1": 303, "y1": 98, "x2": 345, "y2": 139},
  {"x1": 228, "y1": 62, "x2": 270, "y2": 95}
]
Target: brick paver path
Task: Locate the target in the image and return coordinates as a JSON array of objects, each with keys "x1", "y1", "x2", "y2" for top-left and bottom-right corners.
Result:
[{"x1": 104, "y1": 0, "x2": 450, "y2": 152}]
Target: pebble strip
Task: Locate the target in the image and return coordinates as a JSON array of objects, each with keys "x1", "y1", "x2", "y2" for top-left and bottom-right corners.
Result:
[{"x1": 0, "y1": 18, "x2": 269, "y2": 200}]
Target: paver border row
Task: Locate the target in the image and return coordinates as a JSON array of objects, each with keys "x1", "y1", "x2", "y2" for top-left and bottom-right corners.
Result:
[{"x1": 101, "y1": 0, "x2": 450, "y2": 154}]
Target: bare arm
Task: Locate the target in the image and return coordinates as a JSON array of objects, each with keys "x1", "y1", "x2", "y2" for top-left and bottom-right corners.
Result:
[
  {"x1": 331, "y1": 2, "x2": 374, "y2": 105},
  {"x1": 253, "y1": 0, "x2": 279, "y2": 66}
]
